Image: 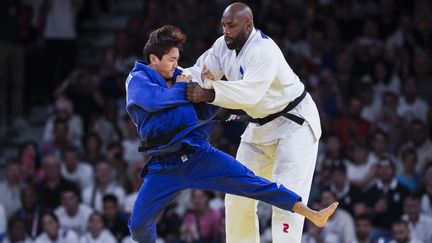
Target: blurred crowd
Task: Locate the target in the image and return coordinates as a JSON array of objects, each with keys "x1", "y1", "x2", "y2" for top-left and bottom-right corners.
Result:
[{"x1": 1, "y1": 0, "x2": 432, "y2": 242}]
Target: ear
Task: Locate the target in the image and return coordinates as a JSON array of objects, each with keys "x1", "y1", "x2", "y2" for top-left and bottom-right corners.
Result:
[
  {"x1": 149, "y1": 54, "x2": 159, "y2": 64},
  {"x1": 246, "y1": 20, "x2": 253, "y2": 32}
]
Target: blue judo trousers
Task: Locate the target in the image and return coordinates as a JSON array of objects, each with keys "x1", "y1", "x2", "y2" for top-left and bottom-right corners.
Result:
[{"x1": 125, "y1": 61, "x2": 301, "y2": 243}]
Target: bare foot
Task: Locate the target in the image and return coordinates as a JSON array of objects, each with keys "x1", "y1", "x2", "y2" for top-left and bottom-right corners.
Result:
[{"x1": 310, "y1": 202, "x2": 338, "y2": 227}]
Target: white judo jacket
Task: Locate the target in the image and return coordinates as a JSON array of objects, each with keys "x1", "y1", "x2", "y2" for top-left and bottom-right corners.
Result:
[{"x1": 185, "y1": 28, "x2": 321, "y2": 144}]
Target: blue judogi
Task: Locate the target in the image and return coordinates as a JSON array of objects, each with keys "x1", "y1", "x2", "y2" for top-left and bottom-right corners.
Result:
[{"x1": 126, "y1": 61, "x2": 301, "y2": 243}]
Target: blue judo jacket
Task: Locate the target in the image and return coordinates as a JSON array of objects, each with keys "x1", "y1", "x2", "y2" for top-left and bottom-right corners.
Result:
[{"x1": 125, "y1": 61, "x2": 220, "y2": 156}]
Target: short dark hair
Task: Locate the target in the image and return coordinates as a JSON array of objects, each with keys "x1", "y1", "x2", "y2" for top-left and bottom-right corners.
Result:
[
  {"x1": 103, "y1": 193, "x2": 118, "y2": 205},
  {"x1": 142, "y1": 25, "x2": 186, "y2": 62}
]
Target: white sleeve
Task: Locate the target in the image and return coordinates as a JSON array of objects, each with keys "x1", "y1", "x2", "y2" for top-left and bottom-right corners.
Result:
[
  {"x1": 183, "y1": 42, "x2": 224, "y2": 87},
  {"x1": 206, "y1": 48, "x2": 279, "y2": 109}
]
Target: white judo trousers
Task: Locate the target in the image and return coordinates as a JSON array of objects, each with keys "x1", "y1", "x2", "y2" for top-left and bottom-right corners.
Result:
[{"x1": 225, "y1": 94, "x2": 320, "y2": 243}]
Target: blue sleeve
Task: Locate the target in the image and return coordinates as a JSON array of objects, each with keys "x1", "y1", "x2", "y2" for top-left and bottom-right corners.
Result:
[
  {"x1": 194, "y1": 102, "x2": 220, "y2": 120},
  {"x1": 127, "y1": 74, "x2": 189, "y2": 112}
]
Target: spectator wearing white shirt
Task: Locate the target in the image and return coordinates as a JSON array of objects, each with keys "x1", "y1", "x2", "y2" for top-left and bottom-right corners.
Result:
[
  {"x1": 402, "y1": 195, "x2": 432, "y2": 243},
  {"x1": 80, "y1": 212, "x2": 116, "y2": 243},
  {"x1": 43, "y1": 97, "x2": 84, "y2": 148},
  {"x1": 397, "y1": 77, "x2": 429, "y2": 123},
  {"x1": 34, "y1": 212, "x2": 79, "y2": 243},
  {"x1": 359, "y1": 82, "x2": 381, "y2": 123},
  {"x1": 82, "y1": 161, "x2": 125, "y2": 211},
  {"x1": 345, "y1": 141, "x2": 377, "y2": 188},
  {"x1": 61, "y1": 146, "x2": 94, "y2": 189},
  {"x1": 54, "y1": 188, "x2": 93, "y2": 237}
]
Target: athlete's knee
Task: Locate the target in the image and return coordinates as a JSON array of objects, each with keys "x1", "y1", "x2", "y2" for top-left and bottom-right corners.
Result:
[{"x1": 128, "y1": 219, "x2": 156, "y2": 243}]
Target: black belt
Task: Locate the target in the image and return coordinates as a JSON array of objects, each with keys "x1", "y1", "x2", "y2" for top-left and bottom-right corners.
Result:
[
  {"x1": 226, "y1": 89, "x2": 307, "y2": 125},
  {"x1": 138, "y1": 126, "x2": 186, "y2": 152}
]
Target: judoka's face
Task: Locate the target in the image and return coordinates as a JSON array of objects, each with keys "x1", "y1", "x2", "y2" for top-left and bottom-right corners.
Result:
[
  {"x1": 221, "y1": 15, "x2": 252, "y2": 51},
  {"x1": 151, "y1": 47, "x2": 179, "y2": 79}
]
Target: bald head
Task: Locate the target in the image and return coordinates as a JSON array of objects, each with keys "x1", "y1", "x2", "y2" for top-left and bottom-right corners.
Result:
[
  {"x1": 221, "y1": 2, "x2": 254, "y2": 52},
  {"x1": 223, "y1": 2, "x2": 253, "y2": 23}
]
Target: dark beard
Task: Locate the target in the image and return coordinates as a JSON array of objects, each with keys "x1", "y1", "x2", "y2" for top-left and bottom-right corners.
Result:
[{"x1": 225, "y1": 32, "x2": 248, "y2": 52}]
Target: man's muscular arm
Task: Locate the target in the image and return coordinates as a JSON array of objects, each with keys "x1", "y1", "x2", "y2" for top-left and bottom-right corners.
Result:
[{"x1": 186, "y1": 83, "x2": 215, "y2": 103}]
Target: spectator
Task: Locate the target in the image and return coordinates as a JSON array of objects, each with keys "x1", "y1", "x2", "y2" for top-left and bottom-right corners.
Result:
[
  {"x1": 0, "y1": 159, "x2": 24, "y2": 218},
  {"x1": 36, "y1": 155, "x2": 80, "y2": 210},
  {"x1": 54, "y1": 188, "x2": 93, "y2": 237},
  {"x1": 397, "y1": 77, "x2": 429, "y2": 123},
  {"x1": 11, "y1": 185, "x2": 45, "y2": 239},
  {"x1": 102, "y1": 194, "x2": 129, "y2": 241},
  {"x1": 332, "y1": 97, "x2": 370, "y2": 152},
  {"x1": 358, "y1": 82, "x2": 381, "y2": 123},
  {"x1": 397, "y1": 148, "x2": 420, "y2": 193},
  {"x1": 327, "y1": 159, "x2": 364, "y2": 215},
  {"x1": 369, "y1": 59, "x2": 400, "y2": 98},
  {"x1": 388, "y1": 220, "x2": 422, "y2": 243},
  {"x1": 3, "y1": 217, "x2": 32, "y2": 243},
  {"x1": 364, "y1": 156, "x2": 410, "y2": 232},
  {"x1": 43, "y1": 97, "x2": 84, "y2": 147},
  {"x1": 80, "y1": 212, "x2": 117, "y2": 243},
  {"x1": 352, "y1": 214, "x2": 373, "y2": 243},
  {"x1": 345, "y1": 141, "x2": 377, "y2": 188},
  {"x1": 375, "y1": 91, "x2": 403, "y2": 153},
  {"x1": 399, "y1": 120, "x2": 432, "y2": 172},
  {"x1": 180, "y1": 190, "x2": 223, "y2": 243},
  {"x1": 368, "y1": 129, "x2": 393, "y2": 164},
  {"x1": 61, "y1": 146, "x2": 94, "y2": 189},
  {"x1": 402, "y1": 195, "x2": 432, "y2": 243},
  {"x1": 19, "y1": 140, "x2": 43, "y2": 183},
  {"x1": 82, "y1": 161, "x2": 125, "y2": 211},
  {"x1": 34, "y1": 212, "x2": 79, "y2": 243},
  {"x1": 39, "y1": 118, "x2": 79, "y2": 159},
  {"x1": 81, "y1": 132, "x2": 104, "y2": 165}
]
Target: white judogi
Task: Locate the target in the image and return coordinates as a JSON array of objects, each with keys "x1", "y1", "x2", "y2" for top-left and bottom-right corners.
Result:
[{"x1": 186, "y1": 28, "x2": 321, "y2": 243}]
